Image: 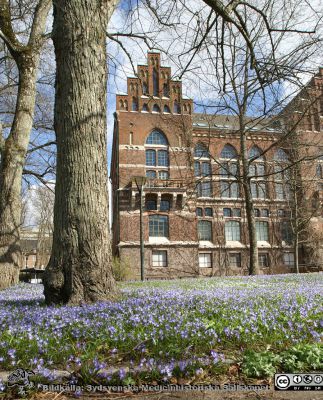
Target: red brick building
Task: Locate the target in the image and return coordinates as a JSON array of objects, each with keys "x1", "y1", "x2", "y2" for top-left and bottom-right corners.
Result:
[{"x1": 110, "y1": 52, "x2": 323, "y2": 279}]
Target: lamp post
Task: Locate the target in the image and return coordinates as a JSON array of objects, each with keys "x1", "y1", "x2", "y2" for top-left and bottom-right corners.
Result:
[{"x1": 132, "y1": 176, "x2": 147, "y2": 281}]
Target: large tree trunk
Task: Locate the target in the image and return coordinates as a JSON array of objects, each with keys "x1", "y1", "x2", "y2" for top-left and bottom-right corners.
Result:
[
  {"x1": 43, "y1": 0, "x2": 119, "y2": 305},
  {"x1": 0, "y1": 58, "x2": 40, "y2": 289}
]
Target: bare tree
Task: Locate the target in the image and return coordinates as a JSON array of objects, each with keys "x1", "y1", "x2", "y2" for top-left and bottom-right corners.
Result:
[
  {"x1": 0, "y1": 0, "x2": 51, "y2": 289},
  {"x1": 43, "y1": 0, "x2": 119, "y2": 305}
]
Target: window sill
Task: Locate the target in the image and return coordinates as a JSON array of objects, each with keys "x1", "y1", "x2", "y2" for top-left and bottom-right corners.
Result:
[
  {"x1": 149, "y1": 237, "x2": 170, "y2": 244},
  {"x1": 199, "y1": 240, "x2": 214, "y2": 247},
  {"x1": 225, "y1": 241, "x2": 244, "y2": 248},
  {"x1": 257, "y1": 241, "x2": 271, "y2": 248}
]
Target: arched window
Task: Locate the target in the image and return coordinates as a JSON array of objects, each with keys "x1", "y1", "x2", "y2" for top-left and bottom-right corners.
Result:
[
  {"x1": 153, "y1": 68, "x2": 159, "y2": 96},
  {"x1": 249, "y1": 146, "x2": 264, "y2": 160},
  {"x1": 145, "y1": 130, "x2": 169, "y2": 184},
  {"x1": 152, "y1": 104, "x2": 160, "y2": 113},
  {"x1": 220, "y1": 144, "x2": 237, "y2": 159},
  {"x1": 173, "y1": 101, "x2": 181, "y2": 114},
  {"x1": 274, "y1": 148, "x2": 288, "y2": 161},
  {"x1": 194, "y1": 143, "x2": 210, "y2": 158},
  {"x1": 146, "y1": 130, "x2": 168, "y2": 145},
  {"x1": 142, "y1": 103, "x2": 149, "y2": 112},
  {"x1": 132, "y1": 97, "x2": 138, "y2": 111},
  {"x1": 163, "y1": 105, "x2": 171, "y2": 113}
]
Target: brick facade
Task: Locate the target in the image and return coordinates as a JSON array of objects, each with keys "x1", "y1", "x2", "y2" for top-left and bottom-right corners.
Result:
[{"x1": 110, "y1": 52, "x2": 323, "y2": 279}]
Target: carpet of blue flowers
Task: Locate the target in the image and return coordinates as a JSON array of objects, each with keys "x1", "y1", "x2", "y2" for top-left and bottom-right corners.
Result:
[{"x1": 0, "y1": 273, "x2": 322, "y2": 387}]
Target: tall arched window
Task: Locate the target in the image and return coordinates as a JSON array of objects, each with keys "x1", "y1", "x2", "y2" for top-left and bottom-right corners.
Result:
[
  {"x1": 194, "y1": 143, "x2": 210, "y2": 158},
  {"x1": 146, "y1": 130, "x2": 168, "y2": 145},
  {"x1": 248, "y1": 146, "x2": 266, "y2": 199},
  {"x1": 142, "y1": 103, "x2": 149, "y2": 112},
  {"x1": 219, "y1": 144, "x2": 239, "y2": 198},
  {"x1": 220, "y1": 144, "x2": 237, "y2": 159},
  {"x1": 219, "y1": 144, "x2": 238, "y2": 177},
  {"x1": 194, "y1": 144, "x2": 212, "y2": 197},
  {"x1": 194, "y1": 144, "x2": 211, "y2": 177},
  {"x1": 145, "y1": 130, "x2": 169, "y2": 183},
  {"x1": 249, "y1": 145, "x2": 264, "y2": 160},
  {"x1": 153, "y1": 68, "x2": 159, "y2": 96},
  {"x1": 274, "y1": 148, "x2": 288, "y2": 161}
]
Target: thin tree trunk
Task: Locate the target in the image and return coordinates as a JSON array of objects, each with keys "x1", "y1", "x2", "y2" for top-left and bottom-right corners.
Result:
[
  {"x1": 292, "y1": 164, "x2": 300, "y2": 274},
  {"x1": 43, "y1": 0, "x2": 119, "y2": 305},
  {"x1": 294, "y1": 232, "x2": 299, "y2": 273},
  {"x1": 240, "y1": 124, "x2": 259, "y2": 275}
]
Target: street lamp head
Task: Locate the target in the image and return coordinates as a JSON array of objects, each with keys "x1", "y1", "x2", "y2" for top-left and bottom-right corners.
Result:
[{"x1": 132, "y1": 175, "x2": 147, "y2": 190}]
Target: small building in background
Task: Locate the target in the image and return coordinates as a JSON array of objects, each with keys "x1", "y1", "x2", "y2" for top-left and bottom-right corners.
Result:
[{"x1": 20, "y1": 227, "x2": 51, "y2": 270}]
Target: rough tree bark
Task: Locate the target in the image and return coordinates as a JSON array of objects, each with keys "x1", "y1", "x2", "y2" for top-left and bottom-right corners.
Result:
[
  {"x1": 0, "y1": 0, "x2": 51, "y2": 290},
  {"x1": 43, "y1": 0, "x2": 119, "y2": 305}
]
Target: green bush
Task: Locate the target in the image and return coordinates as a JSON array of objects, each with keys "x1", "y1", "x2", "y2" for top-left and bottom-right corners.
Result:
[
  {"x1": 242, "y1": 343, "x2": 323, "y2": 377},
  {"x1": 242, "y1": 350, "x2": 281, "y2": 377},
  {"x1": 111, "y1": 256, "x2": 132, "y2": 281}
]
